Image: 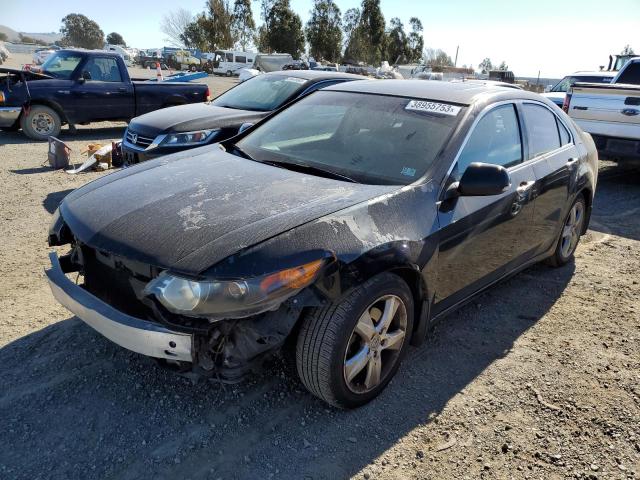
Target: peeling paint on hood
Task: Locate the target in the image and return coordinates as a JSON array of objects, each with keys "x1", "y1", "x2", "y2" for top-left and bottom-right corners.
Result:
[{"x1": 60, "y1": 147, "x2": 397, "y2": 275}]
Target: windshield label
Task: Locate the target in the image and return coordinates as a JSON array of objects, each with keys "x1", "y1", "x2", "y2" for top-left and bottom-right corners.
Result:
[
  {"x1": 401, "y1": 167, "x2": 417, "y2": 177},
  {"x1": 405, "y1": 100, "x2": 461, "y2": 116},
  {"x1": 285, "y1": 77, "x2": 307, "y2": 84}
]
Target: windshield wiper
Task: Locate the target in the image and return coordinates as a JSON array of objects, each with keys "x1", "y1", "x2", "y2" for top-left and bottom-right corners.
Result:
[{"x1": 260, "y1": 159, "x2": 358, "y2": 183}]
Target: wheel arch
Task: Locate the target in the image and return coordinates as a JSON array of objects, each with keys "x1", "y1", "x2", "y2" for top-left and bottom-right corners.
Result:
[{"x1": 25, "y1": 100, "x2": 69, "y2": 125}]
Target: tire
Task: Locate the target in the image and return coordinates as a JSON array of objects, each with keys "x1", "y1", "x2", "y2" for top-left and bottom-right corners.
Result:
[
  {"x1": 190, "y1": 65, "x2": 197, "y2": 72},
  {"x1": 20, "y1": 105, "x2": 61, "y2": 141},
  {"x1": 296, "y1": 272, "x2": 414, "y2": 409},
  {"x1": 226, "y1": 70, "x2": 233, "y2": 77},
  {"x1": 546, "y1": 194, "x2": 587, "y2": 267}
]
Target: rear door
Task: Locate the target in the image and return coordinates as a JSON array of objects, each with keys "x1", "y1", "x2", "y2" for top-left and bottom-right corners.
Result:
[
  {"x1": 71, "y1": 56, "x2": 134, "y2": 121},
  {"x1": 519, "y1": 102, "x2": 579, "y2": 253},
  {"x1": 435, "y1": 103, "x2": 537, "y2": 313}
]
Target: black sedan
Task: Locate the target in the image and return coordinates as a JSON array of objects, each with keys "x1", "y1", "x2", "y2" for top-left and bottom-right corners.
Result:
[
  {"x1": 47, "y1": 80, "x2": 598, "y2": 409},
  {"x1": 121, "y1": 70, "x2": 363, "y2": 163}
]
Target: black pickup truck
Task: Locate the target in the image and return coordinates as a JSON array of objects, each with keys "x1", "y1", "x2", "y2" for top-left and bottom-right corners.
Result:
[{"x1": 0, "y1": 50, "x2": 210, "y2": 140}]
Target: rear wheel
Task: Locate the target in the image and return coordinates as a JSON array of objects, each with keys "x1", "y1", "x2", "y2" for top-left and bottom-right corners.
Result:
[
  {"x1": 226, "y1": 70, "x2": 233, "y2": 77},
  {"x1": 296, "y1": 272, "x2": 413, "y2": 409},
  {"x1": 546, "y1": 195, "x2": 586, "y2": 267},
  {"x1": 20, "y1": 105, "x2": 61, "y2": 141}
]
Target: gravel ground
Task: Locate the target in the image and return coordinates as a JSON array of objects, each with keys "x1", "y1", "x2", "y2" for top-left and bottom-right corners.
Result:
[{"x1": 0, "y1": 53, "x2": 639, "y2": 480}]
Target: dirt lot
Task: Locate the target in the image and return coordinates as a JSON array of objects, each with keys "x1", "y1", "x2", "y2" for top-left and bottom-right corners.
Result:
[{"x1": 1, "y1": 53, "x2": 639, "y2": 480}]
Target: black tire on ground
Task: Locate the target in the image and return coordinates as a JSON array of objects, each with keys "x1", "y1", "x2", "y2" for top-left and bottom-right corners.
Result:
[
  {"x1": 226, "y1": 70, "x2": 233, "y2": 77},
  {"x1": 20, "y1": 105, "x2": 62, "y2": 141},
  {"x1": 295, "y1": 272, "x2": 414, "y2": 409},
  {"x1": 546, "y1": 194, "x2": 587, "y2": 267},
  {"x1": 190, "y1": 65, "x2": 197, "y2": 72}
]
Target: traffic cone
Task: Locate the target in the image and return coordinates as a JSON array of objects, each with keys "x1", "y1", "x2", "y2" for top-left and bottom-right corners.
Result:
[{"x1": 156, "y1": 62, "x2": 163, "y2": 81}]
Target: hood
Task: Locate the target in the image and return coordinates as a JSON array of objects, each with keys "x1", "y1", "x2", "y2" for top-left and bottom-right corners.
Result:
[
  {"x1": 61, "y1": 147, "x2": 396, "y2": 275},
  {"x1": 128, "y1": 103, "x2": 267, "y2": 137},
  {"x1": 0, "y1": 67, "x2": 52, "y2": 81}
]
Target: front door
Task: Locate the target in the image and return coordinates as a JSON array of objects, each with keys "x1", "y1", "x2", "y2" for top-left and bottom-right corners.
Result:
[{"x1": 434, "y1": 103, "x2": 537, "y2": 314}]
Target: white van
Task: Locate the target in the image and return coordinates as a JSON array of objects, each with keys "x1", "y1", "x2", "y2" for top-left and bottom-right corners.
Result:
[
  {"x1": 104, "y1": 44, "x2": 133, "y2": 67},
  {"x1": 209, "y1": 50, "x2": 258, "y2": 76}
]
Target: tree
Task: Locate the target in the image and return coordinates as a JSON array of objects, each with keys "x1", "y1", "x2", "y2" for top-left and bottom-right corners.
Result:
[
  {"x1": 407, "y1": 17, "x2": 423, "y2": 63},
  {"x1": 232, "y1": 0, "x2": 255, "y2": 51},
  {"x1": 497, "y1": 60, "x2": 508, "y2": 71},
  {"x1": 359, "y1": 0, "x2": 386, "y2": 64},
  {"x1": 161, "y1": 8, "x2": 193, "y2": 47},
  {"x1": 0, "y1": 32, "x2": 7, "y2": 42},
  {"x1": 424, "y1": 48, "x2": 453, "y2": 67},
  {"x1": 478, "y1": 57, "x2": 493, "y2": 74},
  {"x1": 343, "y1": 8, "x2": 366, "y2": 63},
  {"x1": 181, "y1": 14, "x2": 211, "y2": 50},
  {"x1": 621, "y1": 44, "x2": 635, "y2": 55},
  {"x1": 181, "y1": 0, "x2": 234, "y2": 51},
  {"x1": 386, "y1": 17, "x2": 408, "y2": 64},
  {"x1": 263, "y1": 0, "x2": 305, "y2": 57},
  {"x1": 306, "y1": 0, "x2": 342, "y2": 62},
  {"x1": 60, "y1": 13, "x2": 104, "y2": 49},
  {"x1": 106, "y1": 32, "x2": 126, "y2": 46}
]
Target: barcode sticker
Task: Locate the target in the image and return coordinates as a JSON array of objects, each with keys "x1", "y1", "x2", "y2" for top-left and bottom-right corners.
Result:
[{"x1": 405, "y1": 100, "x2": 462, "y2": 116}]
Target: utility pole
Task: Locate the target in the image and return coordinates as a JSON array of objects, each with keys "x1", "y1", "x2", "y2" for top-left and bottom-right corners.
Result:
[{"x1": 454, "y1": 45, "x2": 459, "y2": 67}]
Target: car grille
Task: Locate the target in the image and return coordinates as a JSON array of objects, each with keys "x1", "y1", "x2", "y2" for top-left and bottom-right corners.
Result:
[{"x1": 125, "y1": 129, "x2": 155, "y2": 149}]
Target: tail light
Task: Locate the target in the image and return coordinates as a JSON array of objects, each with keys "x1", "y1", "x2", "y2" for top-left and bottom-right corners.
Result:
[
  {"x1": 205, "y1": 87, "x2": 211, "y2": 101},
  {"x1": 562, "y1": 90, "x2": 572, "y2": 113}
]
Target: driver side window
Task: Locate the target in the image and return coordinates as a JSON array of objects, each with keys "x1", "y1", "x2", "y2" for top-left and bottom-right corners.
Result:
[{"x1": 454, "y1": 104, "x2": 523, "y2": 180}]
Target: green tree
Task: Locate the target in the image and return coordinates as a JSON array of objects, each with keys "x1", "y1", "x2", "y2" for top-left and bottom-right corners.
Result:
[
  {"x1": 0, "y1": 32, "x2": 8, "y2": 42},
  {"x1": 106, "y1": 32, "x2": 126, "y2": 46},
  {"x1": 343, "y1": 8, "x2": 365, "y2": 63},
  {"x1": 264, "y1": 0, "x2": 305, "y2": 57},
  {"x1": 306, "y1": 0, "x2": 342, "y2": 62},
  {"x1": 386, "y1": 17, "x2": 408, "y2": 64},
  {"x1": 359, "y1": 0, "x2": 386, "y2": 64},
  {"x1": 181, "y1": 14, "x2": 211, "y2": 50},
  {"x1": 497, "y1": 60, "x2": 508, "y2": 71},
  {"x1": 407, "y1": 17, "x2": 423, "y2": 63},
  {"x1": 181, "y1": 0, "x2": 234, "y2": 51},
  {"x1": 60, "y1": 13, "x2": 104, "y2": 49},
  {"x1": 232, "y1": 0, "x2": 255, "y2": 51},
  {"x1": 478, "y1": 57, "x2": 493, "y2": 74},
  {"x1": 621, "y1": 44, "x2": 635, "y2": 55}
]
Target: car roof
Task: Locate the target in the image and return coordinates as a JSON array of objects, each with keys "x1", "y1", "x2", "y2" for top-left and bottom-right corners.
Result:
[
  {"x1": 569, "y1": 71, "x2": 616, "y2": 77},
  {"x1": 263, "y1": 70, "x2": 364, "y2": 82},
  {"x1": 324, "y1": 79, "x2": 543, "y2": 106},
  {"x1": 58, "y1": 49, "x2": 121, "y2": 57}
]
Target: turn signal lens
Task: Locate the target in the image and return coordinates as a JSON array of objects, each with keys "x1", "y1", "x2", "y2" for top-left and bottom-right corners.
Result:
[{"x1": 260, "y1": 259, "x2": 325, "y2": 293}]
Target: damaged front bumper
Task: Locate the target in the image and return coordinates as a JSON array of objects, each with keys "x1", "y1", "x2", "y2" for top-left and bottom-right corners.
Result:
[{"x1": 45, "y1": 252, "x2": 193, "y2": 362}]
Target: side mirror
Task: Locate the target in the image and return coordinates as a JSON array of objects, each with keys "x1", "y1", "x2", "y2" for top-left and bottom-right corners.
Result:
[
  {"x1": 78, "y1": 71, "x2": 91, "y2": 83},
  {"x1": 238, "y1": 122, "x2": 254, "y2": 134},
  {"x1": 457, "y1": 162, "x2": 511, "y2": 197}
]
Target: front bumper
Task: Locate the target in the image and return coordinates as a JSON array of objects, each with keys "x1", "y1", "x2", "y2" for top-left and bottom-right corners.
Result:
[
  {"x1": 45, "y1": 252, "x2": 193, "y2": 361},
  {"x1": 0, "y1": 106, "x2": 21, "y2": 127}
]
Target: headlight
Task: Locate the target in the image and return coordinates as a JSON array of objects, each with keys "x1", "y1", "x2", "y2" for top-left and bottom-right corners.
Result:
[
  {"x1": 159, "y1": 129, "x2": 219, "y2": 147},
  {"x1": 144, "y1": 259, "x2": 326, "y2": 318}
]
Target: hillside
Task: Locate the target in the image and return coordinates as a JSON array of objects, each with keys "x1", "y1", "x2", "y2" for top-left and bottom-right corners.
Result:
[{"x1": 0, "y1": 25, "x2": 61, "y2": 43}]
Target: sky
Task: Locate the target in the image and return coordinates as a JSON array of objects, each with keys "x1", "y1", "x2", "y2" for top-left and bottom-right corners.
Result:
[{"x1": 3, "y1": 0, "x2": 640, "y2": 78}]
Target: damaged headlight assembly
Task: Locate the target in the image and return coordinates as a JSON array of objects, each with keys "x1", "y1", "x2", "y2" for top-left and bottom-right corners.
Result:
[
  {"x1": 144, "y1": 258, "x2": 327, "y2": 319},
  {"x1": 158, "y1": 129, "x2": 220, "y2": 147}
]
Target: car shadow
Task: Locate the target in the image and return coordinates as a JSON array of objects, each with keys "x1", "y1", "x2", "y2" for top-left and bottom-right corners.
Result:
[
  {"x1": 589, "y1": 163, "x2": 640, "y2": 242},
  {"x1": 0, "y1": 261, "x2": 574, "y2": 480},
  {"x1": 0, "y1": 125, "x2": 126, "y2": 145},
  {"x1": 9, "y1": 166, "x2": 54, "y2": 174},
  {"x1": 42, "y1": 189, "x2": 75, "y2": 214}
]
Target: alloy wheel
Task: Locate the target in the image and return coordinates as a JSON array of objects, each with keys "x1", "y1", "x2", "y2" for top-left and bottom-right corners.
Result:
[
  {"x1": 560, "y1": 200, "x2": 585, "y2": 258},
  {"x1": 31, "y1": 112, "x2": 55, "y2": 135},
  {"x1": 343, "y1": 294, "x2": 408, "y2": 393}
]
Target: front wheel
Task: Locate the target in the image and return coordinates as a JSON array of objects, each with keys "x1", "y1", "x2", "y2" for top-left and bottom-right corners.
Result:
[
  {"x1": 546, "y1": 195, "x2": 586, "y2": 267},
  {"x1": 20, "y1": 105, "x2": 62, "y2": 141},
  {"x1": 296, "y1": 272, "x2": 414, "y2": 409}
]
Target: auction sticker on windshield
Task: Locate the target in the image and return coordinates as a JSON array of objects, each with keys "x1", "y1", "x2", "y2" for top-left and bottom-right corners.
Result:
[{"x1": 405, "y1": 100, "x2": 461, "y2": 116}]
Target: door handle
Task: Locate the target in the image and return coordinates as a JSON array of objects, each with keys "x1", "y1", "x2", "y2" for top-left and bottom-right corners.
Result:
[
  {"x1": 621, "y1": 108, "x2": 639, "y2": 116},
  {"x1": 118, "y1": 87, "x2": 127, "y2": 92},
  {"x1": 516, "y1": 180, "x2": 535, "y2": 194}
]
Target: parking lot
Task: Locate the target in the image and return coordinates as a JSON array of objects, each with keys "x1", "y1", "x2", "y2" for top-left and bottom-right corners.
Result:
[{"x1": 0, "y1": 55, "x2": 639, "y2": 479}]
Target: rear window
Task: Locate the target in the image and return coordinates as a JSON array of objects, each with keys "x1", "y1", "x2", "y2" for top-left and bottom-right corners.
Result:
[
  {"x1": 235, "y1": 91, "x2": 462, "y2": 185},
  {"x1": 212, "y1": 74, "x2": 307, "y2": 111},
  {"x1": 551, "y1": 75, "x2": 612, "y2": 92},
  {"x1": 523, "y1": 104, "x2": 560, "y2": 157}
]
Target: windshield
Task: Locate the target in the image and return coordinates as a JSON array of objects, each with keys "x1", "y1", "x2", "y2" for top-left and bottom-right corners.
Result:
[
  {"x1": 41, "y1": 52, "x2": 83, "y2": 79},
  {"x1": 551, "y1": 75, "x2": 612, "y2": 92},
  {"x1": 212, "y1": 74, "x2": 306, "y2": 112},
  {"x1": 234, "y1": 90, "x2": 462, "y2": 185}
]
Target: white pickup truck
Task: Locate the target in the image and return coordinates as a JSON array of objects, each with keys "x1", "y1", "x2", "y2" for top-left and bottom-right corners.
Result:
[{"x1": 565, "y1": 57, "x2": 640, "y2": 162}]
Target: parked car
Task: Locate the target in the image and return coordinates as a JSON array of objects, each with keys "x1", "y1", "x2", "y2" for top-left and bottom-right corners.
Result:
[
  {"x1": 47, "y1": 80, "x2": 597, "y2": 408},
  {"x1": 564, "y1": 57, "x2": 640, "y2": 162},
  {"x1": 32, "y1": 47, "x2": 56, "y2": 65},
  {"x1": 543, "y1": 71, "x2": 615, "y2": 107},
  {"x1": 121, "y1": 70, "x2": 363, "y2": 163},
  {"x1": 0, "y1": 49, "x2": 209, "y2": 140}
]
